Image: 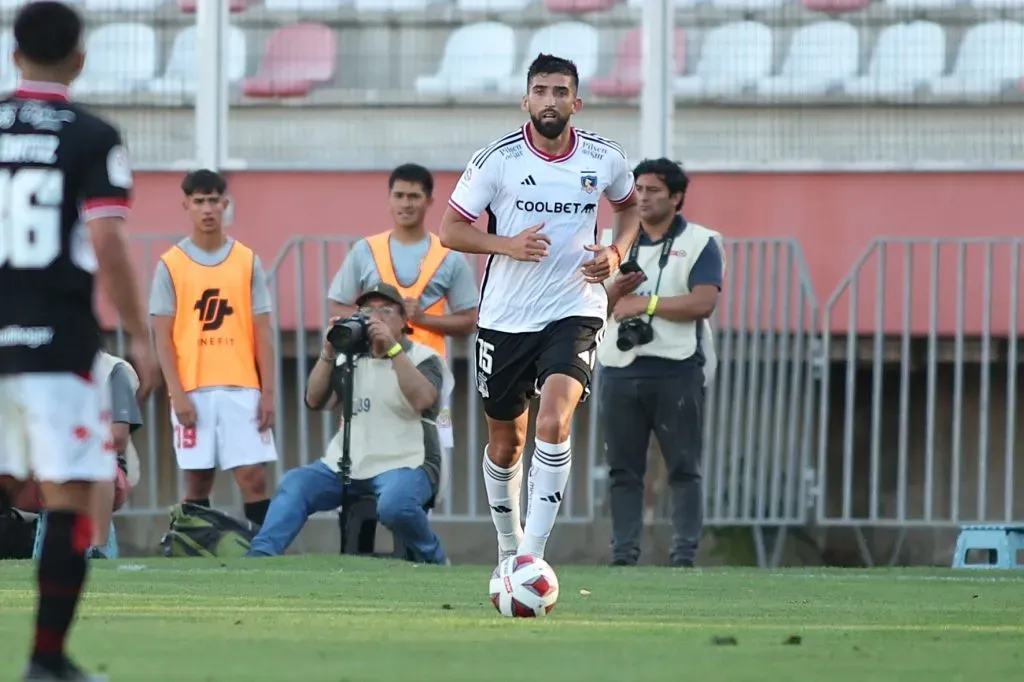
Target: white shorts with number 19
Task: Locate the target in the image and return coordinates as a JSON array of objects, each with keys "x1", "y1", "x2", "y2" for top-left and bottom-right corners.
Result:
[
  {"x1": 171, "y1": 388, "x2": 278, "y2": 471},
  {"x1": 0, "y1": 354, "x2": 112, "y2": 483}
]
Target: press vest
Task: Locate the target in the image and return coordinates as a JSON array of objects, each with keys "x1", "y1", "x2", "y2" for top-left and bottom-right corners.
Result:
[
  {"x1": 598, "y1": 221, "x2": 722, "y2": 369},
  {"x1": 160, "y1": 241, "x2": 261, "y2": 392},
  {"x1": 321, "y1": 342, "x2": 454, "y2": 481},
  {"x1": 365, "y1": 232, "x2": 450, "y2": 357},
  {"x1": 700, "y1": 230, "x2": 726, "y2": 386},
  {"x1": 94, "y1": 351, "x2": 141, "y2": 488}
]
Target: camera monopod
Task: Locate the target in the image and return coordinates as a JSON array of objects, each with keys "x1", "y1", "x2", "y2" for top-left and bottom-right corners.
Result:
[{"x1": 335, "y1": 351, "x2": 357, "y2": 549}]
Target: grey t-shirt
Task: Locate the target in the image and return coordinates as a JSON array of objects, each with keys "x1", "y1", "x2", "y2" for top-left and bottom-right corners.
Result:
[
  {"x1": 147, "y1": 237, "x2": 272, "y2": 316},
  {"x1": 109, "y1": 363, "x2": 143, "y2": 433},
  {"x1": 327, "y1": 236, "x2": 478, "y2": 313}
]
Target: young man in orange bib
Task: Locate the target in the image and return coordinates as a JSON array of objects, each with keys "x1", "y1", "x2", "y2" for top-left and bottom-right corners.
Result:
[
  {"x1": 329, "y1": 164, "x2": 478, "y2": 479},
  {"x1": 149, "y1": 170, "x2": 277, "y2": 527}
]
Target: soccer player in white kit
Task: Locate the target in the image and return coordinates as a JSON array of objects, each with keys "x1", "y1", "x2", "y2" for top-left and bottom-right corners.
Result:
[{"x1": 439, "y1": 54, "x2": 641, "y2": 563}]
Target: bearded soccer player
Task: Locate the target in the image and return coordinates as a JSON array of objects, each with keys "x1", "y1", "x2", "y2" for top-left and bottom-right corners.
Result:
[
  {"x1": 439, "y1": 53, "x2": 640, "y2": 563},
  {"x1": 0, "y1": 3, "x2": 158, "y2": 680}
]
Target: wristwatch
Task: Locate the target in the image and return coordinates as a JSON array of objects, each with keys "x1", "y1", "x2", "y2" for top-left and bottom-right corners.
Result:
[{"x1": 386, "y1": 342, "x2": 403, "y2": 358}]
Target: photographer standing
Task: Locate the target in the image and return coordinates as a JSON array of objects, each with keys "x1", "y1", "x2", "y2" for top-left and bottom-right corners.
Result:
[
  {"x1": 597, "y1": 159, "x2": 723, "y2": 568},
  {"x1": 247, "y1": 284, "x2": 451, "y2": 564}
]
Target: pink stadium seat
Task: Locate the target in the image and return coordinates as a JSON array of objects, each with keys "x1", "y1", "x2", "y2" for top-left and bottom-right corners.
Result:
[
  {"x1": 801, "y1": 0, "x2": 870, "y2": 12},
  {"x1": 178, "y1": 0, "x2": 249, "y2": 11},
  {"x1": 544, "y1": 0, "x2": 617, "y2": 13},
  {"x1": 589, "y1": 28, "x2": 686, "y2": 98},
  {"x1": 243, "y1": 24, "x2": 336, "y2": 99}
]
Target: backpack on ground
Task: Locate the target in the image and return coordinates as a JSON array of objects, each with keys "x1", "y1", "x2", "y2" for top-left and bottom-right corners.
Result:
[
  {"x1": 160, "y1": 502, "x2": 257, "y2": 558},
  {"x1": 0, "y1": 508, "x2": 38, "y2": 560}
]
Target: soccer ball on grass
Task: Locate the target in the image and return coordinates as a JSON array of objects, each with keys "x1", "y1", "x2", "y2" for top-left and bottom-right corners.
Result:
[{"x1": 489, "y1": 554, "x2": 560, "y2": 618}]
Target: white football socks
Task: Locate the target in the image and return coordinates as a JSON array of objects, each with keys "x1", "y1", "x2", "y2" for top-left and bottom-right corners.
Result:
[
  {"x1": 482, "y1": 447, "x2": 524, "y2": 555},
  {"x1": 520, "y1": 437, "x2": 572, "y2": 559}
]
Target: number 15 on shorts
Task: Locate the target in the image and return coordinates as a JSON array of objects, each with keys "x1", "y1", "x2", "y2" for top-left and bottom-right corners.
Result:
[{"x1": 476, "y1": 338, "x2": 494, "y2": 399}]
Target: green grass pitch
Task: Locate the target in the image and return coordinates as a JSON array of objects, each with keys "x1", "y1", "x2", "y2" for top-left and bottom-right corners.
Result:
[{"x1": 1, "y1": 556, "x2": 1022, "y2": 681}]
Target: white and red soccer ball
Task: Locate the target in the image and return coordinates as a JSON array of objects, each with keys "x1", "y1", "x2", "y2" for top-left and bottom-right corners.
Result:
[{"x1": 489, "y1": 554, "x2": 560, "y2": 618}]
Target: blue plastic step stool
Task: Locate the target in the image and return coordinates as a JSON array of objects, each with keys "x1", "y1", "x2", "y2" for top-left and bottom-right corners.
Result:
[
  {"x1": 32, "y1": 512, "x2": 119, "y2": 560},
  {"x1": 951, "y1": 525, "x2": 1024, "y2": 569}
]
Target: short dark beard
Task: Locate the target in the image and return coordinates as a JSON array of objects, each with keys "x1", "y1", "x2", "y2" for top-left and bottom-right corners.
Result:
[{"x1": 530, "y1": 113, "x2": 569, "y2": 140}]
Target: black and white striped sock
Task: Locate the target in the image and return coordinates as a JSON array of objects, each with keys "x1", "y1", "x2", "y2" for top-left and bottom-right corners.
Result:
[
  {"x1": 482, "y1": 447, "x2": 523, "y2": 555},
  {"x1": 521, "y1": 437, "x2": 572, "y2": 559}
]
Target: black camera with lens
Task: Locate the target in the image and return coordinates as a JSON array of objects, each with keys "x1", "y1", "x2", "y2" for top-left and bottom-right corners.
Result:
[
  {"x1": 616, "y1": 317, "x2": 654, "y2": 351},
  {"x1": 326, "y1": 312, "x2": 371, "y2": 356}
]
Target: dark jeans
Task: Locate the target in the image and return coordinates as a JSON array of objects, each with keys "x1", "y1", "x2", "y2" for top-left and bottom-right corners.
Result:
[
  {"x1": 247, "y1": 461, "x2": 446, "y2": 564},
  {"x1": 600, "y1": 365, "x2": 705, "y2": 566}
]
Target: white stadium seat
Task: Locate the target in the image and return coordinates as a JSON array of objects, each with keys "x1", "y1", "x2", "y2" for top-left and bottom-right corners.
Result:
[
  {"x1": 756, "y1": 21, "x2": 859, "y2": 98},
  {"x1": 499, "y1": 22, "x2": 599, "y2": 94},
  {"x1": 844, "y1": 21, "x2": 946, "y2": 99},
  {"x1": 968, "y1": 0, "x2": 1024, "y2": 9},
  {"x1": 929, "y1": 21, "x2": 1024, "y2": 98},
  {"x1": 674, "y1": 21, "x2": 773, "y2": 98},
  {"x1": 627, "y1": 0, "x2": 703, "y2": 9},
  {"x1": 883, "y1": 0, "x2": 956, "y2": 8},
  {"x1": 458, "y1": 0, "x2": 534, "y2": 12},
  {"x1": 708, "y1": 0, "x2": 786, "y2": 9},
  {"x1": 355, "y1": 0, "x2": 430, "y2": 11},
  {"x1": 83, "y1": 0, "x2": 163, "y2": 9},
  {"x1": 415, "y1": 22, "x2": 516, "y2": 95},
  {"x1": 73, "y1": 23, "x2": 157, "y2": 97},
  {"x1": 149, "y1": 26, "x2": 248, "y2": 96},
  {"x1": 265, "y1": 0, "x2": 349, "y2": 9}
]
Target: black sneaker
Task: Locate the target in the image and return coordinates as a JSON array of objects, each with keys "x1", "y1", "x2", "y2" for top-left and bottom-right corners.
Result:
[
  {"x1": 86, "y1": 547, "x2": 108, "y2": 560},
  {"x1": 610, "y1": 558, "x2": 635, "y2": 567},
  {"x1": 22, "y1": 658, "x2": 108, "y2": 681}
]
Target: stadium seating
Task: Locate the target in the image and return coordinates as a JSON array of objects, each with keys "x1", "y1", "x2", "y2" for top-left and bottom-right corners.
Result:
[
  {"x1": 843, "y1": 21, "x2": 946, "y2": 99},
  {"x1": 543, "y1": 0, "x2": 617, "y2": 13},
  {"x1": 263, "y1": 0, "x2": 346, "y2": 8},
  {"x1": 73, "y1": 22, "x2": 157, "y2": 96},
  {"x1": 674, "y1": 21, "x2": 774, "y2": 98},
  {"x1": 499, "y1": 22, "x2": 599, "y2": 94},
  {"x1": 930, "y1": 21, "x2": 1024, "y2": 98},
  {"x1": 178, "y1": 0, "x2": 250, "y2": 11},
  {"x1": 590, "y1": 28, "x2": 686, "y2": 98},
  {"x1": 800, "y1": 0, "x2": 870, "y2": 12},
  {"x1": 83, "y1": 0, "x2": 162, "y2": 9},
  {"x1": 354, "y1": 0, "x2": 432, "y2": 12},
  {"x1": 243, "y1": 23, "x2": 335, "y2": 98},
  {"x1": 17, "y1": 0, "x2": 1023, "y2": 106},
  {"x1": 457, "y1": 0, "x2": 535, "y2": 11},
  {"x1": 149, "y1": 25, "x2": 248, "y2": 96},
  {"x1": 756, "y1": 21, "x2": 859, "y2": 98},
  {"x1": 415, "y1": 22, "x2": 517, "y2": 95}
]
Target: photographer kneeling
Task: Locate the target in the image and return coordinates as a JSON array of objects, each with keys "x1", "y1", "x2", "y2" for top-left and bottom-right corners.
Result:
[
  {"x1": 597, "y1": 159, "x2": 723, "y2": 568},
  {"x1": 247, "y1": 283, "x2": 451, "y2": 564}
]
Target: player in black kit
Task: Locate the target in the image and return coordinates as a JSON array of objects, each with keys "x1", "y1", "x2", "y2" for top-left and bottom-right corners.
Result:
[{"x1": 0, "y1": 3, "x2": 159, "y2": 681}]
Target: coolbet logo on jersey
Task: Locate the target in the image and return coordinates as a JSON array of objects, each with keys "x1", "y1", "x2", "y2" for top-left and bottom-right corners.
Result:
[
  {"x1": 194, "y1": 288, "x2": 234, "y2": 333},
  {"x1": 514, "y1": 199, "x2": 596, "y2": 214},
  {"x1": 447, "y1": 124, "x2": 636, "y2": 334}
]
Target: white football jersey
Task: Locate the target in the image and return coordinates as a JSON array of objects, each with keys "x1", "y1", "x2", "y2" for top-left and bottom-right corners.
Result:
[{"x1": 448, "y1": 124, "x2": 635, "y2": 334}]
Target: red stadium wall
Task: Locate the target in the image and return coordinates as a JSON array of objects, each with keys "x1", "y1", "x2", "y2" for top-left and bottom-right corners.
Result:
[{"x1": 107, "y1": 171, "x2": 1024, "y2": 333}]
